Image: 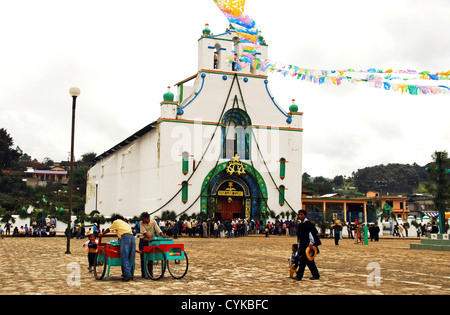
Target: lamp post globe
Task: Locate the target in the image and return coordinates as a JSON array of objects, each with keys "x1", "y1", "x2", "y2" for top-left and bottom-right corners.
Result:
[{"x1": 69, "y1": 87, "x2": 81, "y2": 97}]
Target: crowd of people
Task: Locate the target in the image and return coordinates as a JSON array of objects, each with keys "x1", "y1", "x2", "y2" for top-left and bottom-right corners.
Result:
[
  {"x1": 135, "y1": 217, "x2": 308, "y2": 240},
  {"x1": 0, "y1": 214, "x2": 445, "y2": 241},
  {"x1": 416, "y1": 221, "x2": 441, "y2": 237},
  {"x1": 0, "y1": 216, "x2": 57, "y2": 238}
]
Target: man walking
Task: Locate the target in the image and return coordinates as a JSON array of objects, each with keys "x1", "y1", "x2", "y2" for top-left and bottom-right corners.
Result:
[{"x1": 295, "y1": 210, "x2": 321, "y2": 281}]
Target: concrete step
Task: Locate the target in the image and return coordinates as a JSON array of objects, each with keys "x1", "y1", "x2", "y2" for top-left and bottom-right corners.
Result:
[
  {"x1": 410, "y1": 243, "x2": 450, "y2": 251},
  {"x1": 420, "y1": 239, "x2": 450, "y2": 245}
]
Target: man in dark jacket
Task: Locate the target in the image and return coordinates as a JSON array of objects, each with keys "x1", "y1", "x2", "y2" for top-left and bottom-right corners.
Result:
[{"x1": 295, "y1": 210, "x2": 321, "y2": 281}]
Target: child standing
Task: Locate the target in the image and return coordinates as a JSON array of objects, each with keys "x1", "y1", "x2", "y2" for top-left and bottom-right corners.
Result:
[
  {"x1": 83, "y1": 232, "x2": 99, "y2": 272},
  {"x1": 289, "y1": 244, "x2": 298, "y2": 279}
]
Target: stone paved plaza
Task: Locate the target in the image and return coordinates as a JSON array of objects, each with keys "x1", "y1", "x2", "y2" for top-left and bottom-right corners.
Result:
[{"x1": 0, "y1": 234, "x2": 448, "y2": 296}]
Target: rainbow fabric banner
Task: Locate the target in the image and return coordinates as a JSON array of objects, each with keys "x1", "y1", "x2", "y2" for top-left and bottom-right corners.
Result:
[
  {"x1": 213, "y1": 0, "x2": 263, "y2": 73},
  {"x1": 212, "y1": 0, "x2": 449, "y2": 95},
  {"x1": 261, "y1": 63, "x2": 450, "y2": 95},
  {"x1": 213, "y1": 0, "x2": 255, "y2": 29}
]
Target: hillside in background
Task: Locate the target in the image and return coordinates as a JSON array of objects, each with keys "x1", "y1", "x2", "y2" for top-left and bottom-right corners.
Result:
[{"x1": 303, "y1": 162, "x2": 444, "y2": 197}]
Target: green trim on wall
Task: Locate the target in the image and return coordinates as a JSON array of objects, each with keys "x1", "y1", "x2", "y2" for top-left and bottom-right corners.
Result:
[
  {"x1": 279, "y1": 185, "x2": 286, "y2": 206},
  {"x1": 182, "y1": 181, "x2": 188, "y2": 204},
  {"x1": 182, "y1": 152, "x2": 189, "y2": 175},
  {"x1": 280, "y1": 158, "x2": 286, "y2": 180},
  {"x1": 179, "y1": 83, "x2": 184, "y2": 104}
]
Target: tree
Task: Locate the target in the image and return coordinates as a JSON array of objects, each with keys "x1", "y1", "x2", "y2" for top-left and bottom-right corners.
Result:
[
  {"x1": 354, "y1": 163, "x2": 427, "y2": 195},
  {"x1": 333, "y1": 175, "x2": 344, "y2": 187},
  {"x1": 302, "y1": 173, "x2": 311, "y2": 185},
  {"x1": 80, "y1": 152, "x2": 97, "y2": 163},
  {"x1": 42, "y1": 157, "x2": 55, "y2": 167},
  {"x1": 0, "y1": 128, "x2": 21, "y2": 170},
  {"x1": 315, "y1": 209, "x2": 334, "y2": 234},
  {"x1": 424, "y1": 151, "x2": 450, "y2": 233}
]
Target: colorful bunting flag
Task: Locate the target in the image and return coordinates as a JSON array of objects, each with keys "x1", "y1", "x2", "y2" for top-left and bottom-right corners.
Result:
[{"x1": 212, "y1": 0, "x2": 449, "y2": 96}]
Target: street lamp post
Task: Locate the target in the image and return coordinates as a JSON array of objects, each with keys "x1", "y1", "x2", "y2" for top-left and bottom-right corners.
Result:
[
  {"x1": 66, "y1": 87, "x2": 80, "y2": 254},
  {"x1": 95, "y1": 180, "x2": 99, "y2": 211}
]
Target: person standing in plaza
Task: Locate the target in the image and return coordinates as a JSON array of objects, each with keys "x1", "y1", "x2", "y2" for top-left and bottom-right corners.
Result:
[
  {"x1": 4, "y1": 222, "x2": 11, "y2": 236},
  {"x1": 138, "y1": 212, "x2": 167, "y2": 278},
  {"x1": 100, "y1": 215, "x2": 136, "y2": 282},
  {"x1": 295, "y1": 210, "x2": 321, "y2": 281},
  {"x1": 186, "y1": 219, "x2": 192, "y2": 237},
  {"x1": 213, "y1": 220, "x2": 219, "y2": 238},
  {"x1": 83, "y1": 232, "x2": 98, "y2": 273},
  {"x1": 172, "y1": 219, "x2": 180, "y2": 239},
  {"x1": 354, "y1": 219, "x2": 361, "y2": 244},
  {"x1": 45, "y1": 215, "x2": 51, "y2": 232},
  {"x1": 369, "y1": 223, "x2": 375, "y2": 242},
  {"x1": 219, "y1": 220, "x2": 225, "y2": 238},
  {"x1": 347, "y1": 222, "x2": 353, "y2": 239},
  {"x1": 202, "y1": 220, "x2": 208, "y2": 238},
  {"x1": 374, "y1": 223, "x2": 380, "y2": 241},
  {"x1": 93, "y1": 215, "x2": 101, "y2": 233},
  {"x1": 331, "y1": 219, "x2": 343, "y2": 245}
]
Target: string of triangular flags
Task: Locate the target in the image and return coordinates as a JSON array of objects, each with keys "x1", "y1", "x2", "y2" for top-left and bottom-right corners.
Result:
[{"x1": 212, "y1": 0, "x2": 450, "y2": 95}]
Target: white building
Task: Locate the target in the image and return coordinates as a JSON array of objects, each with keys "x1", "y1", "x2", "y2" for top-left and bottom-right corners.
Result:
[{"x1": 85, "y1": 25, "x2": 304, "y2": 222}]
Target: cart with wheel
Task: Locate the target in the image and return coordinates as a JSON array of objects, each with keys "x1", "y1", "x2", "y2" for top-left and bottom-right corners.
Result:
[
  {"x1": 142, "y1": 237, "x2": 188, "y2": 280},
  {"x1": 94, "y1": 234, "x2": 135, "y2": 281}
]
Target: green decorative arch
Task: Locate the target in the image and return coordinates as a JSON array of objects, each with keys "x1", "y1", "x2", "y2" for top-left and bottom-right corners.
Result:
[{"x1": 200, "y1": 161, "x2": 268, "y2": 219}]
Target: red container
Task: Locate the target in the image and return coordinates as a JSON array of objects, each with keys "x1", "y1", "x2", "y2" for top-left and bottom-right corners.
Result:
[{"x1": 105, "y1": 243, "x2": 121, "y2": 258}]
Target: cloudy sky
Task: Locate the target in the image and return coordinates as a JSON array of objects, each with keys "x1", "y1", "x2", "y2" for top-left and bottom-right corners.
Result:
[{"x1": 1, "y1": 0, "x2": 449, "y2": 179}]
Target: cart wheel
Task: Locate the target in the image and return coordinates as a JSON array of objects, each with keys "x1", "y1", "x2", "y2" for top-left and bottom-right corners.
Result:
[
  {"x1": 145, "y1": 247, "x2": 166, "y2": 281},
  {"x1": 94, "y1": 250, "x2": 107, "y2": 280},
  {"x1": 167, "y1": 251, "x2": 189, "y2": 279}
]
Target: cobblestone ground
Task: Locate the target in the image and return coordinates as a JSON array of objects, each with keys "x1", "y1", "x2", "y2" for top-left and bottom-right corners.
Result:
[{"x1": 0, "y1": 235, "x2": 448, "y2": 295}]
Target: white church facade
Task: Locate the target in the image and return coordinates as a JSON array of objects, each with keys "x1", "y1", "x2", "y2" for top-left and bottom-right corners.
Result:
[{"x1": 85, "y1": 25, "x2": 304, "y2": 222}]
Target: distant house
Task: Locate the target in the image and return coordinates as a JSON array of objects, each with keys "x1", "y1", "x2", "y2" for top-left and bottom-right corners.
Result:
[
  {"x1": 24, "y1": 166, "x2": 68, "y2": 187},
  {"x1": 301, "y1": 190, "x2": 409, "y2": 223}
]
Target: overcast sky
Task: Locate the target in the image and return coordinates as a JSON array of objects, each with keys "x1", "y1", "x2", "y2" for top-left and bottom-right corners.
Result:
[{"x1": 1, "y1": 0, "x2": 449, "y2": 179}]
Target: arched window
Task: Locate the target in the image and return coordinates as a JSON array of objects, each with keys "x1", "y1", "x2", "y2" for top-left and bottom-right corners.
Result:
[
  {"x1": 221, "y1": 108, "x2": 252, "y2": 160},
  {"x1": 182, "y1": 151, "x2": 189, "y2": 175},
  {"x1": 279, "y1": 185, "x2": 286, "y2": 206},
  {"x1": 181, "y1": 181, "x2": 189, "y2": 204},
  {"x1": 279, "y1": 158, "x2": 286, "y2": 179},
  {"x1": 214, "y1": 44, "x2": 221, "y2": 70}
]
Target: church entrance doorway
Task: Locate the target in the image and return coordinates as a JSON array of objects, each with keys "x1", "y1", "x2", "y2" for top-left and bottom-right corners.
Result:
[
  {"x1": 217, "y1": 196, "x2": 243, "y2": 220},
  {"x1": 200, "y1": 160, "x2": 269, "y2": 223}
]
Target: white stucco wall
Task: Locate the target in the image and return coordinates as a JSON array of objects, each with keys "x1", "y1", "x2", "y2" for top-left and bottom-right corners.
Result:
[{"x1": 85, "y1": 27, "x2": 303, "y2": 220}]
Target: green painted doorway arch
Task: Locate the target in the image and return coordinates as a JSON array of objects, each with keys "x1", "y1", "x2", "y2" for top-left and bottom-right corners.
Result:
[{"x1": 200, "y1": 161, "x2": 268, "y2": 220}]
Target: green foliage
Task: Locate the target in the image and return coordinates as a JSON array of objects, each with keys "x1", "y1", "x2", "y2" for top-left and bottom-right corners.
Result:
[
  {"x1": 353, "y1": 163, "x2": 428, "y2": 194},
  {"x1": 0, "y1": 129, "x2": 93, "y2": 223},
  {"x1": 0, "y1": 173, "x2": 26, "y2": 195},
  {"x1": 302, "y1": 173, "x2": 334, "y2": 195},
  {"x1": 315, "y1": 209, "x2": 334, "y2": 234},
  {"x1": 423, "y1": 151, "x2": 450, "y2": 232},
  {"x1": 161, "y1": 210, "x2": 177, "y2": 221},
  {"x1": 0, "y1": 128, "x2": 21, "y2": 170},
  {"x1": 79, "y1": 152, "x2": 97, "y2": 163}
]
